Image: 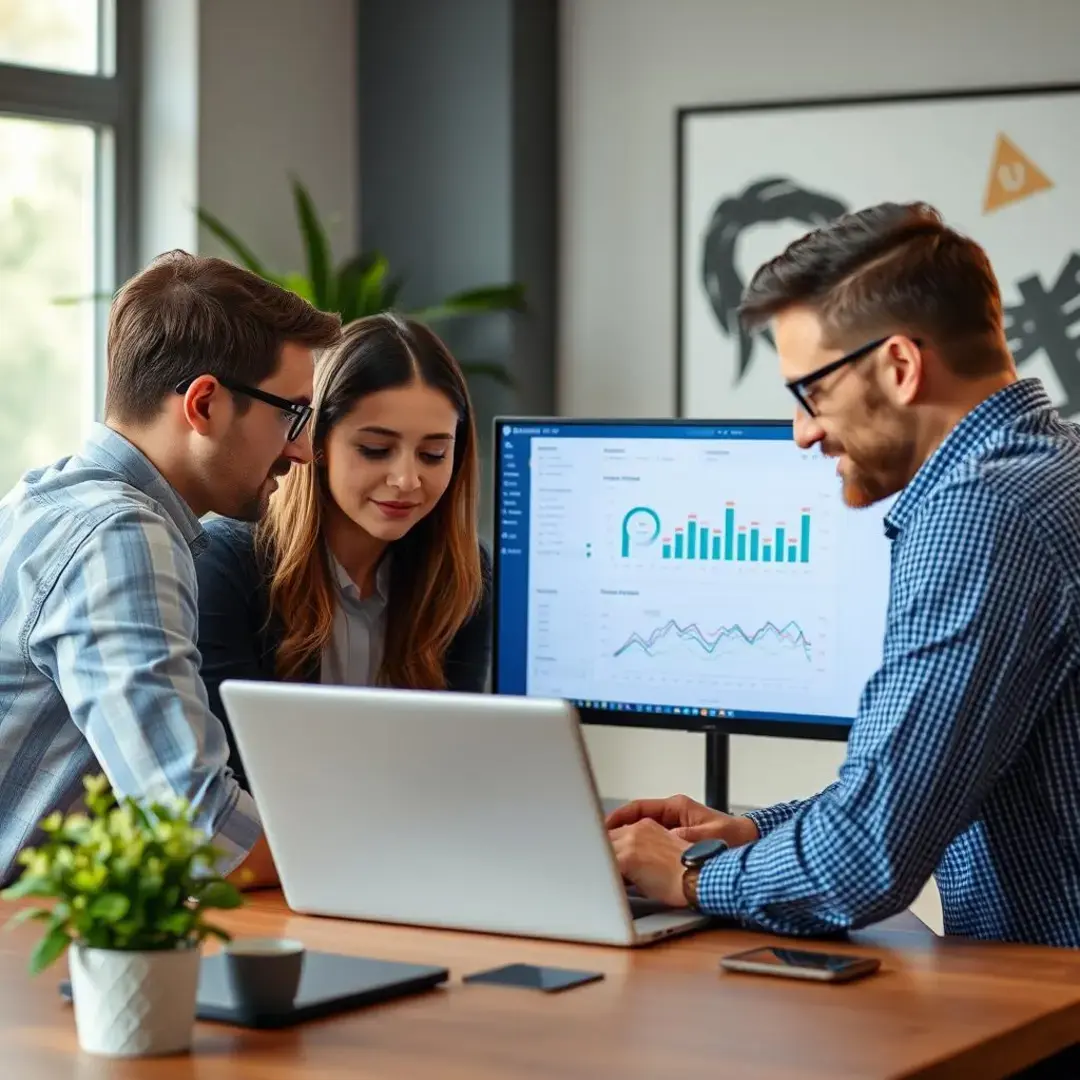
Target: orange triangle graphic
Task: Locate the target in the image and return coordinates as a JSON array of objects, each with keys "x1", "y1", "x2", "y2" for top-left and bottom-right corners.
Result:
[{"x1": 983, "y1": 133, "x2": 1053, "y2": 213}]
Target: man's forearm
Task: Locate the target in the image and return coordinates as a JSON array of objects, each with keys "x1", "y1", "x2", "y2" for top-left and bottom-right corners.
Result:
[
  {"x1": 744, "y1": 784, "x2": 834, "y2": 838},
  {"x1": 696, "y1": 793, "x2": 917, "y2": 935}
]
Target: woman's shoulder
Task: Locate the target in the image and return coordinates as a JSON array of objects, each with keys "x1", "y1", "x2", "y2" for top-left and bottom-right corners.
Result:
[
  {"x1": 202, "y1": 514, "x2": 257, "y2": 550},
  {"x1": 469, "y1": 539, "x2": 493, "y2": 623},
  {"x1": 441, "y1": 538, "x2": 494, "y2": 690},
  {"x1": 442, "y1": 539, "x2": 492, "y2": 633},
  {"x1": 478, "y1": 538, "x2": 493, "y2": 583},
  {"x1": 198, "y1": 516, "x2": 259, "y2": 573}
]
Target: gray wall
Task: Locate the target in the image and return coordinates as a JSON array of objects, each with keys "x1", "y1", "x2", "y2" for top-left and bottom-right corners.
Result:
[
  {"x1": 358, "y1": 0, "x2": 558, "y2": 539},
  {"x1": 197, "y1": 0, "x2": 358, "y2": 274}
]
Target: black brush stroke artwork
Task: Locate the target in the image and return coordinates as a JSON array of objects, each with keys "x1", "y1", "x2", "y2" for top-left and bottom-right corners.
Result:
[
  {"x1": 1005, "y1": 253, "x2": 1080, "y2": 418},
  {"x1": 699, "y1": 177, "x2": 848, "y2": 383},
  {"x1": 699, "y1": 178, "x2": 1079, "y2": 413}
]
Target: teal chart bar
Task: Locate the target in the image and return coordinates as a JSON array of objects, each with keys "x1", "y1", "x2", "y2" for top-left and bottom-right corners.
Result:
[{"x1": 620, "y1": 504, "x2": 814, "y2": 564}]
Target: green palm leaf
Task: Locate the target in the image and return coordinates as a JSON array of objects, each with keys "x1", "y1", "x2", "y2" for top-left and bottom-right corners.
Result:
[
  {"x1": 278, "y1": 272, "x2": 316, "y2": 304},
  {"x1": 412, "y1": 283, "x2": 526, "y2": 323},
  {"x1": 181, "y1": 182, "x2": 522, "y2": 396},
  {"x1": 196, "y1": 208, "x2": 270, "y2": 278},
  {"x1": 291, "y1": 178, "x2": 333, "y2": 310},
  {"x1": 357, "y1": 255, "x2": 392, "y2": 317},
  {"x1": 335, "y1": 253, "x2": 375, "y2": 322},
  {"x1": 336, "y1": 252, "x2": 391, "y2": 320}
]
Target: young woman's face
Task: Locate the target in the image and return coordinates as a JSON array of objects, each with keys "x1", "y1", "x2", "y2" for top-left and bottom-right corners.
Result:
[{"x1": 322, "y1": 379, "x2": 459, "y2": 542}]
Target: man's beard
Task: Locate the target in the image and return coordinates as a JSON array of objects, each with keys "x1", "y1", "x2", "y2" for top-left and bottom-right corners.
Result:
[
  {"x1": 833, "y1": 392, "x2": 917, "y2": 509},
  {"x1": 833, "y1": 423, "x2": 911, "y2": 507},
  {"x1": 233, "y1": 461, "x2": 291, "y2": 522},
  {"x1": 839, "y1": 455, "x2": 905, "y2": 508}
]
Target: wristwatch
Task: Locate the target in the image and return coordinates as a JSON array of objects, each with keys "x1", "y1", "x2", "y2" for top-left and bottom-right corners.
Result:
[{"x1": 680, "y1": 837, "x2": 728, "y2": 911}]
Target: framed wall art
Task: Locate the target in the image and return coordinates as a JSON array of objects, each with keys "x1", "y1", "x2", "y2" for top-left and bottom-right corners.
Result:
[{"x1": 677, "y1": 83, "x2": 1080, "y2": 419}]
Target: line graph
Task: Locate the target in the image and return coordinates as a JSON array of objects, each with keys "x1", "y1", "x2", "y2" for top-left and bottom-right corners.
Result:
[
  {"x1": 614, "y1": 618, "x2": 812, "y2": 662},
  {"x1": 594, "y1": 603, "x2": 826, "y2": 707}
]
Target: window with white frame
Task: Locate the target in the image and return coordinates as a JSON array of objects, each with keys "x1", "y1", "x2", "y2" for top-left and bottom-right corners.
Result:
[{"x1": 0, "y1": 0, "x2": 138, "y2": 494}]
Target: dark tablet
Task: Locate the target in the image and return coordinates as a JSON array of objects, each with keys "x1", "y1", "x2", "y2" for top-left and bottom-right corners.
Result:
[{"x1": 60, "y1": 950, "x2": 449, "y2": 1029}]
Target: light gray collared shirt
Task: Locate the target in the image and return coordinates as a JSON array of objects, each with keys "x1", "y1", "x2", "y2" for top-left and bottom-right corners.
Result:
[{"x1": 321, "y1": 552, "x2": 391, "y2": 686}]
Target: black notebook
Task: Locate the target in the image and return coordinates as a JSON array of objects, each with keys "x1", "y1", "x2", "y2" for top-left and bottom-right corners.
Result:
[{"x1": 60, "y1": 949, "x2": 449, "y2": 1029}]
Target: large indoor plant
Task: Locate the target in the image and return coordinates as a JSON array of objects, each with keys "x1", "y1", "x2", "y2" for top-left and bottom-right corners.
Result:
[
  {"x1": 198, "y1": 177, "x2": 526, "y2": 388},
  {"x1": 1, "y1": 774, "x2": 242, "y2": 1057}
]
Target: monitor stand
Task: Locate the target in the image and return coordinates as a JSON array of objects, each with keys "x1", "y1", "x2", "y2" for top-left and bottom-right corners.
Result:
[{"x1": 705, "y1": 731, "x2": 730, "y2": 813}]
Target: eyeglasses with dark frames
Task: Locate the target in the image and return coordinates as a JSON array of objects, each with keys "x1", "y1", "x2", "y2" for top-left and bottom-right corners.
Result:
[
  {"x1": 784, "y1": 335, "x2": 921, "y2": 417},
  {"x1": 174, "y1": 376, "x2": 313, "y2": 442}
]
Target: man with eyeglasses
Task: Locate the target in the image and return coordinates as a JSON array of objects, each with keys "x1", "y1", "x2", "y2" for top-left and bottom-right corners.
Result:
[
  {"x1": 0, "y1": 250, "x2": 341, "y2": 888},
  {"x1": 609, "y1": 202, "x2": 1080, "y2": 955}
]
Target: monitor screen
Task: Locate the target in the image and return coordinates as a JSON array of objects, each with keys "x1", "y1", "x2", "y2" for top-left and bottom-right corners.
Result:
[{"x1": 493, "y1": 418, "x2": 893, "y2": 740}]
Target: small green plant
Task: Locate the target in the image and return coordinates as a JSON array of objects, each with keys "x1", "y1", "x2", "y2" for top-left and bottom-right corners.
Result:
[
  {"x1": 1, "y1": 774, "x2": 243, "y2": 975},
  {"x1": 198, "y1": 177, "x2": 527, "y2": 388}
]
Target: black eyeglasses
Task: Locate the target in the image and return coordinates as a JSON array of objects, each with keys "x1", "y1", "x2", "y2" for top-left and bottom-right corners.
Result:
[
  {"x1": 784, "y1": 335, "x2": 921, "y2": 417},
  {"x1": 174, "y1": 376, "x2": 313, "y2": 442}
]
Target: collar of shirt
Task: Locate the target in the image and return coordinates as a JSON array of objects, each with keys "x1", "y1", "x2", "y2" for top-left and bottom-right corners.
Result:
[
  {"x1": 328, "y1": 548, "x2": 391, "y2": 608},
  {"x1": 883, "y1": 378, "x2": 1053, "y2": 540},
  {"x1": 80, "y1": 422, "x2": 207, "y2": 555}
]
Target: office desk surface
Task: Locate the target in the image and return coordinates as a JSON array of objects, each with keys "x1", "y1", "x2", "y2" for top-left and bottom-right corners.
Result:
[{"x1": 2, "y1": 892, "x2": 1079, "y2": 1079}]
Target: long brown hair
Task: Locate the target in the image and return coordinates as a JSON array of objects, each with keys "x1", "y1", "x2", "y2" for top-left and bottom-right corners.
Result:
[{"x1": 254, "y1": 314, "x2": 483, "y2": 688}]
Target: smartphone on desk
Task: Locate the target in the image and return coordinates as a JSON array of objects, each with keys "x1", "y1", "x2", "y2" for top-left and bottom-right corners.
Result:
[{"x1": 721, "y1": 946, "x2": 880, "y2": 984}]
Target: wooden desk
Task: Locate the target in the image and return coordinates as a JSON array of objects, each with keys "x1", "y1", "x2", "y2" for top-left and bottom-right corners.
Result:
[{"x1": 2, "y1": 892, "x2": 1078, "y2": 1079}]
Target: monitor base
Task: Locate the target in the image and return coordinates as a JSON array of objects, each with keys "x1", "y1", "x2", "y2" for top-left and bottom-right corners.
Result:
[{"x1": 705, "y1": 731, "x2": 729, "y2": 812}]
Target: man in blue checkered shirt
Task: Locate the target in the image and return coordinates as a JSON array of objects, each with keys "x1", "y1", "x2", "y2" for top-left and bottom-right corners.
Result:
[{"x1": 610, "y1": 202, "x2": 1080, "y2": 948}]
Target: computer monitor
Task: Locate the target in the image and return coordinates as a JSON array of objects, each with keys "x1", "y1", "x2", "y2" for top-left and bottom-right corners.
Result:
[{"x1": 492, "y1": 417, "x2": 893, "y2": 744}]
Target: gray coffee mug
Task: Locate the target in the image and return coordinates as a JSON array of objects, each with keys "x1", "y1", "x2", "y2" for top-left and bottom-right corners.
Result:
[{"x1": 222, "y1": 937, "x2": 305, "y2": 1015}]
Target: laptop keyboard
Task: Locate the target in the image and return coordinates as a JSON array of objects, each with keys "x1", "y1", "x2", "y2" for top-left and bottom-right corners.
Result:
[{"x1": 626, "y1": 890, "x2": 675, "y2": 919}]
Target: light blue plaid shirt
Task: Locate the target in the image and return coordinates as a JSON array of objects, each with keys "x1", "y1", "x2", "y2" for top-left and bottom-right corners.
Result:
[
  {"x1": 699, "y1": 379, "x2": 1080, "y2": 947},
  {"x1": 0, "y1": 424, "x2": 261, "y2": 883}
]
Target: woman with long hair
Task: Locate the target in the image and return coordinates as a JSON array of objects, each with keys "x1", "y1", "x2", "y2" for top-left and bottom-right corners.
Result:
[{"x1": 195, "y1": 313, "x2": 491, "y2": 790}]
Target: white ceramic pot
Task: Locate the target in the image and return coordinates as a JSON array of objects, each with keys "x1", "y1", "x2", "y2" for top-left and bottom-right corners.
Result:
[{"x1": 68, "y1": 943, "x2": 200, "y2": 1057}]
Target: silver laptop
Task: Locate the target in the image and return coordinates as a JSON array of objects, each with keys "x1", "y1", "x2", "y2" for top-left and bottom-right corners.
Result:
[{"x1": 219, "y1": 681, "x2": 710, "y2": 947}]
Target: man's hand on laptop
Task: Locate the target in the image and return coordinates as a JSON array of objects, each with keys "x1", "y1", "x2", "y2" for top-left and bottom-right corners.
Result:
[
  {"x1": 605, "y1": 794, "x2": 759, "y2": 847},
  {"x1": 609, "y1": 818, "x2": 691, "y2": 908}
]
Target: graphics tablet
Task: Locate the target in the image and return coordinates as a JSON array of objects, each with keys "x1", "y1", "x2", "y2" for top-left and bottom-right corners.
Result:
[{"x1": 60, "y1": 949, "x2": 449, "y2": 1029}]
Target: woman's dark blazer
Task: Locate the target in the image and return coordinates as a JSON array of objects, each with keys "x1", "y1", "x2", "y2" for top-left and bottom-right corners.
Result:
[{"x1": 194, "y1": 515, "x2": 493, "y2": 790}]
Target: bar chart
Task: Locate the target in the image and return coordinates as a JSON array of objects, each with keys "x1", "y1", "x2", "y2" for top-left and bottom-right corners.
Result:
[{"x1": 621, "y1": 503, "x2": 813, "y2": 564}]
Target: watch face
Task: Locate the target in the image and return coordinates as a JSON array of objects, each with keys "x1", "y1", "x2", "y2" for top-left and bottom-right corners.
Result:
[{"x1": 681, "y1": 837, "x2": 729, "y2": 867}]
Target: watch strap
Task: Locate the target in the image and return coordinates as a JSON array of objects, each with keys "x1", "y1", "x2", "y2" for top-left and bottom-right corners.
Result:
[{"x1": 682, "y1": 865, "x2": 703, "y2": 912}]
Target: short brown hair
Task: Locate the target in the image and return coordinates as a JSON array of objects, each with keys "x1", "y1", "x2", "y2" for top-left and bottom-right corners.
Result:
[
  {"x1": 739, "y1": 202, "x2": 1008, "y2": 376},
  {"x1": 105, "y1": 250, "x2": 342, "y2": 424}
]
